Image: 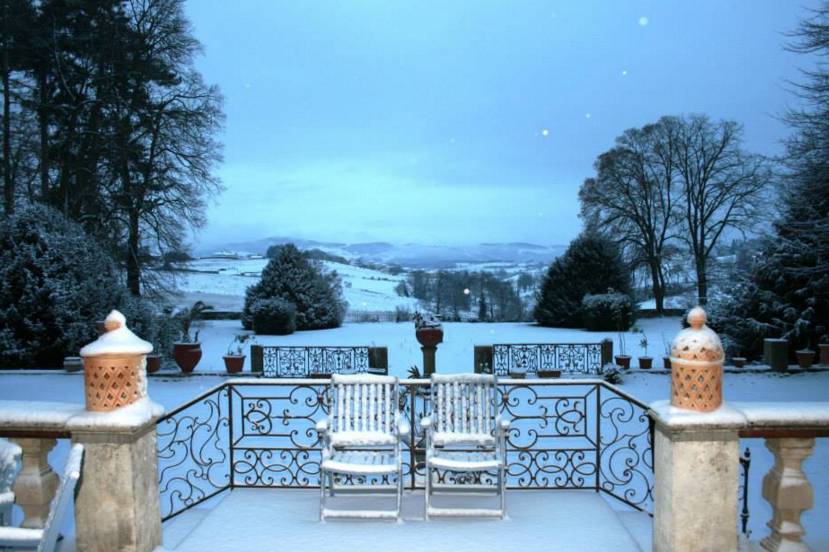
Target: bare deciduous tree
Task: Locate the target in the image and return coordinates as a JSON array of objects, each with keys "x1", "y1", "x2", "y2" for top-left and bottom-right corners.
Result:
[
  {"x1": 579, "y1": 117, "x2": 681, "y2": 313},
  {"x1": 673, "y1": 115, "x2": 771, "y2": 305}
]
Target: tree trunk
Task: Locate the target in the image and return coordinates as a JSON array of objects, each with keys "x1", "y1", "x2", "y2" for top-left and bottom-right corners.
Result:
[
  {"x1": 37, "y1": 69, "x2": 49, "y2": 199},
  {"x1": 695, "y1": 257, "x2": 708, "y2": 306},
  {"x1": 2, "y1": 0, "x2": 12, "y2": 215},
  {"x1": 126, "y1": 210, "x2": 141, "y2": 296},
  {"x1": 649, "y1": 260, "x2": 665, "y2": 314}
]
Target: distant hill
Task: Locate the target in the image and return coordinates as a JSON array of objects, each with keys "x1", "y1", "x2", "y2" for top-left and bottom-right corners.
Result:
[{"x1": 197, "y1": 236, "x2": 566, "y2": 268}]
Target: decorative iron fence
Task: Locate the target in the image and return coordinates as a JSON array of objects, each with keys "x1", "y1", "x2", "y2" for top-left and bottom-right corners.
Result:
[
  {"x1": 475, "y1": 342, "x2": 612, "y2": 376},
  {"x1": 739, "y1": 447, "x2": 751, "y2": 536},
  {"x1": 156, "y1": 378, "x2": 653, "y2": 521},
  {"x1": 250, "y1": 346, "x2": 388, "y2": 377}
]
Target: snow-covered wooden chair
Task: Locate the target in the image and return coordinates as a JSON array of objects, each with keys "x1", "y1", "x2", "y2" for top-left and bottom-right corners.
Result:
[
  {"x1": 317, "y1": 374, "x2": 409, "y2": 521},
  {"x1": 0, "y1": 443, "x2": 83, "y2": 551},
  {"x1": 422, "y1": 373, "x2": 510, "y2": 519}
]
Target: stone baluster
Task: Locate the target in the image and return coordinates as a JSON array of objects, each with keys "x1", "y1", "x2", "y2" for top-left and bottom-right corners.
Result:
[
  {"x1": 761, "y1": 438, "x2": 815, "y2": 552},
  {"x1": 9, "y1": 437, "x2": 58, "y2": 528}
]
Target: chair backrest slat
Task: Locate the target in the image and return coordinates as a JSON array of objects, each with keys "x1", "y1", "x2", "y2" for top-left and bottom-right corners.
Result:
[
  {"x1": 430, "y1": 374, "x2": 497, "y2": 437},
  {"x1": 329, "y1": 375, "x2": 399, "y2": 439},
  {"x1": 39, "y1": 444, "x2": 84, "y2": 552}
]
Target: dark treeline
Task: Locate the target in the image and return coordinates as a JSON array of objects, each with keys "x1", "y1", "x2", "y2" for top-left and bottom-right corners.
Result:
[
  {"x1": 406, "y1": 270, "x2": 531, "y2": 322},
  {"x1": 1, "y1": 0, "x2": 223, "y2": 296}
]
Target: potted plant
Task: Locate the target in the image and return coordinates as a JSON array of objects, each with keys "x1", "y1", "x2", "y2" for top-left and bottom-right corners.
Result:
[
  {"x1": 637, "y1": 331, "x2": 652, "y2": 369},
  {"x1": 414, "y1": 311, "x2": 443, "y2": 347},
  {"x1": 538, "y1": 369, "x2": 561, "y2": 378},
  {"x1": 509, "y1": 367, "x2": 527, "y2": 379},
  {"x1": 614, "y1": 332, "x2": 631, "y2": 369},
  {"x1": 223, "y1": 334, "x2": 253, "y2": 374},
  {"x1": 172, "y1": 301, "x2": 212, "y2": 373},
  {"x1": 146, "y1": 352, "x2": 162, "y2": 374},
  {"x1": 661, "y1": 334, "x2": 672, "y2": 369},
  {"x1": 796, "y1": 348, "x2": 815, "y2": 369}
]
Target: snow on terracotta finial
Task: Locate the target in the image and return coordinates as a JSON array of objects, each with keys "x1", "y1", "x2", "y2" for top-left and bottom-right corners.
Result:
[
  {"x1": 687, "y1": 306, "x2": 706, "y2": 330},
  {"x1": 104, "y1": 309, "x2": 126, "y2": 332}
]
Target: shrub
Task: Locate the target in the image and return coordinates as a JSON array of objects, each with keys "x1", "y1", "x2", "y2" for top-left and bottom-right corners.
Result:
[
  {"x1": 0, "y1": 205, "x2": 144, "y2": 368},
  {"x1": 252, "y1": 298, "x2": 297, "y2": 335},
  {"x1": 534, "y1": 232, "x2": 631, "y2": 327},
  {"x1": 581, "y1": 292, "x2": 635, "y2": 331},
  {"x1": 243, "y1": 244, "x2": 346, "y2": 331}
]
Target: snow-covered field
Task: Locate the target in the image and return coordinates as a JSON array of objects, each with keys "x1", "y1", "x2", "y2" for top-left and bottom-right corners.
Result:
[{"x1": 168, "y1": 258, "x2": 418, "y2": 315}]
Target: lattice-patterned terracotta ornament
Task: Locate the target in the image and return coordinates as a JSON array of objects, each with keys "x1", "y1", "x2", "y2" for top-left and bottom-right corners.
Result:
[
  {"x1": 670, "y1": 307, "x2": 724, "y2": 412},
  {"x1": 80, "y1": 310, "x2": 152, "y2": 412}
]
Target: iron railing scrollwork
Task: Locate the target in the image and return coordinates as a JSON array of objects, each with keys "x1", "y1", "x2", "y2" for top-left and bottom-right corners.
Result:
[
  {"x1": 260, "y1": 346, "x2": 372, "y2": 377},
  {"x1": 491, "y1": 344, "x2": 605, "y2": 376},
  {"x1": 739, "y1": 447, "x2": 751, "y2": 536},
  {"x1": 157, "y1": 379, "x2": 654, "y2": 521},
  {"x1": 156, "y1": 384, "x2": 231, "y2": 521}
]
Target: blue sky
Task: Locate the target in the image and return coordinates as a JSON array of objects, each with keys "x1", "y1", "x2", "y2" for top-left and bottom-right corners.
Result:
[{"x1": 185, "y1": 0, "x2": 819, "y2": 249}]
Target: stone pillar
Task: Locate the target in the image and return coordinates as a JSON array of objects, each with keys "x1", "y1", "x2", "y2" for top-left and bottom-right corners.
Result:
[
  {"x1": 421, "y1": 345, "x2": 437, "y2": 377},
  {"x1": 650, "y1": 401, "x2": 745, "y2": 552},
  {"x1": 764, "y1": 339, "x2": 789, "y2": 372},
  {"x1": 10, "y1": 437, "x2": 58, "y2": 528},
  {"x1": 760, "y1": 438, "x2": 815, "y2": 552},
  {"x1": 71, "y1": 413, "x2": 163, "y2": 552}
]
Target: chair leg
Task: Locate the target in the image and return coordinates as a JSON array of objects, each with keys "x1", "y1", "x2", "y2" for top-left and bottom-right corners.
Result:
[
  {"x1": 319, "y1": 470, "x2": 326, "y2": 521},
  {"x1": 424, "y1": 462, "x2": 431, "y2": 520},
  {"x1": 396, "y1": 466, "x2": 403, "y2": 520},
  {"x1": 499, "y1": 466, "x2": 506, "y2": 519}
]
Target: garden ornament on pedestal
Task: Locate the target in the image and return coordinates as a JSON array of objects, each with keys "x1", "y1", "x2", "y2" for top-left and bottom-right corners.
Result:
[
  {"x1": 414, "y1": 311, "x2": 443, "y2": 376},
  {"x1": 79, "y1": 310, "x2": 152, "y2": 412},
  {"x1": 670, "y1": 306, "x2": 724, "y2": 412}
]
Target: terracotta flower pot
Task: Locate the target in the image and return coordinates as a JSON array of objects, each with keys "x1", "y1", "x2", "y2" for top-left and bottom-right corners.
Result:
[
  {"x1": 173, "y1": 342, "x2": 202, "y2": 373},
  {"x1": 731, "y1": 357, "x2": 747, "y2": 369},
  {"x1": 615, "y1": 355, "x2": 631, "y2": 370},
  {"x1": 416, "y1": 328, "x2": 444, "y2": 348},
  {"x1": 819, "y1": 344, "x2": 829, "y2": 365},
  {"x1": 223, "y1": 355, "x2": 245, "y2": 374},
  {"x1": 662, "y1": 356, "x2": 672, "y2": 370},
  {"x1": 146, "y1": 354, "x2": 162, "y2": 374},
  {"x1": 796, "y1": 350, "x2": 815, "y2": 369},
  {"x1": 638, "y1": 356, "x2": 653, "y2": 370}
]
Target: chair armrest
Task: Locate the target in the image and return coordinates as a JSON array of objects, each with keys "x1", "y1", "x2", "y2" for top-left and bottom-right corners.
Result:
[
  {"x1": 315, "y1": 419, "x2": 329, "y2": 435},
  {"x1": 495, "y1": 416, "x2": 511, "y2": 435},
  {"x1": 397, "y1": 416, "x2": 411, "y2": 440},
  {"x1": 421, "y1": 416, "x2": 432, "y2": 430}
]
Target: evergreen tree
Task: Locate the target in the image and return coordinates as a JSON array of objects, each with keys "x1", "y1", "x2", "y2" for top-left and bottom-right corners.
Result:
[
  {"x1": 710, "y1": 4, "x2": 829, "y2": 356},
  {"x1": 242, "y1": 244, "x2": 346, "y2": 331},
  {"x1": 533, "y1": 231, "x2": 631, "y2": 328}
]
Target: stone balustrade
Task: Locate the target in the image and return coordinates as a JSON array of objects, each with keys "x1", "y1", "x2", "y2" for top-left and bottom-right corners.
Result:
[
  {"x1": 650, "y1": 400, "x2": 829, "y2": 552},
  {"x1": 0, "y1": 398, "x2": 164, "y2": 552}
]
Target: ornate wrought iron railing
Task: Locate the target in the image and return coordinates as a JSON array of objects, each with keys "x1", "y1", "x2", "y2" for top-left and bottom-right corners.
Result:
[
  {"x1": 739, "y1": 446, "x2": 751, "y2": 536},
  {"x1": 250, "y1": 345, "x2": 388, "y2": 377},
  {"x1": 475, "y1": 342, "x2": 613, "y2": 376},
  {"x1": 156, "y1": 378, "x2": 653, "y2": 521}
]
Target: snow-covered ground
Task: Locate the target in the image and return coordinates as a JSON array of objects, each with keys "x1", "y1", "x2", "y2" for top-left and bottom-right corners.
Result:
[
  {"x1": 1, "y1": 317, "x2": 827, "y2": 548},
  {"x1": 168, "y1": 258, "x2": 417, "y2": 315}
]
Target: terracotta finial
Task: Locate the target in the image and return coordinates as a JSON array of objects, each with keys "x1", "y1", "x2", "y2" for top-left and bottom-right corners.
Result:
[{"x1": 103, "y1": 309, "x2": 126, "y2": 332}]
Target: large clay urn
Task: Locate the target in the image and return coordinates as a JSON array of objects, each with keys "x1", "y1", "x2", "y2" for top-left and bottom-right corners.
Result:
[
  {"x1": 79, "y1": 310, "x2": 152, "y2": 412},
  {"x1": 669, "y1": 307, "x2": 725, "y2": 412},
  {"x1": 415, "y1": 327, "x2": 444, "y2": 348}
]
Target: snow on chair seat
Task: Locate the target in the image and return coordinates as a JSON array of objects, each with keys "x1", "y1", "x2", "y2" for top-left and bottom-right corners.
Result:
[
  {"x1": 322, "y1": 451, "x2": 399, "y2": 476},
  {"x1": 0, "y1": 443, "x2": 84, "y2": 552},
  {"x1": 423, "y1": 373, "x2": 510, "y2": 519},
  {"x1": 318, "y1": 374, "x2": 408, "y2": 521}
]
